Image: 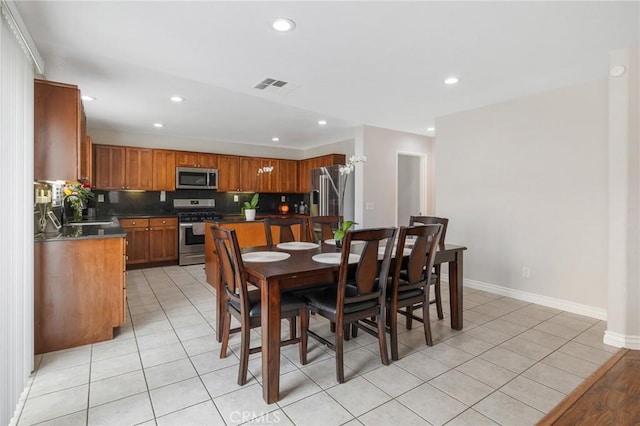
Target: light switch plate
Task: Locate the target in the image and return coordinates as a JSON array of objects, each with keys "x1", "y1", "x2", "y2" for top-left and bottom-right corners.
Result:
[
  {"x1": 281, "y1": 196, "x2": 286, "y2": 202},
  {"x1": 160, "y1": 191, "x2": 166, "y2": 202},
  {"x1": 234, "y1": 195, "x2": 239, "y2": 202},
  {"x1": 97, "y1": 194, "x2": 105, "y2": 203},
  {"x1": 366, "y1": 202, "x2": 375, "y2": 210}
]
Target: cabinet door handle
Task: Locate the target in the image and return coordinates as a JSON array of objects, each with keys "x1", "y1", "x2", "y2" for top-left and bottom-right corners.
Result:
[
  {"x1": 132, "y1": 221, "x2": 136, "y2": 225},
  {"x1": 125, "y1": 255, "x2": 129, "y2": 260},
  {"x1": 162, "y1": 220, "x2": 166, "y2": 224},
  {"x1": 149, "y1": 228, "x2": 153, "y2": 230},
  {"x1": 146, "y1": 227, "x2": 149, "y2": 231}
]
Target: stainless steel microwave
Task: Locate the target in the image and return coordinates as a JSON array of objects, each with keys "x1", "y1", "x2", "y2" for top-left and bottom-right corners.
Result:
[{"x1": 176, "y1": 167, "x2": 218, "y2": 190}]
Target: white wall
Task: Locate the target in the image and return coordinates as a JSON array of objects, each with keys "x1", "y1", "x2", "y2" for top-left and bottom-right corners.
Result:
[
  {"x1": 1, "y1": 3, "x2": 35, "y2": 424},
  {"x1": 436, "y1": 80, "x2": 609, "y2": 317},
  {"x1": 357, "y1": 125, "x2": 434, "y2": 228},
  {"x1": 605, "y1": 46, "x2": 640, "y2": 348}
]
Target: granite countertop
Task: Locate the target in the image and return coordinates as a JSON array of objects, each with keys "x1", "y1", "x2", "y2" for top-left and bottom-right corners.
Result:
[
  {"x1": 34, "y1": 218, "x2": 126, "y2": 242},
  {"x1": 113, "y1": 212, "x2": 177, "y2": 219}
]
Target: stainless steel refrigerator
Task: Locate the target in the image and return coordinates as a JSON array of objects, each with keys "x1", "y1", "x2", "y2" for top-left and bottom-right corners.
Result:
[{"x1": 310, "y1": 165, "x2": 354, "y2": 220}]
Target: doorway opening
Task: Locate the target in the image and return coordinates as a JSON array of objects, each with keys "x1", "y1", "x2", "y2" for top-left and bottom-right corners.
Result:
[{"x1": 396, "y1": 153, "x2": 426, "y2": 226}]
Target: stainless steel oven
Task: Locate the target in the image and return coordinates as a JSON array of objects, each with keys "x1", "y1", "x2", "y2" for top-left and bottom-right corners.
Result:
[{"x1": 174, "y1": 199, "x2": 222, "y2": 266}]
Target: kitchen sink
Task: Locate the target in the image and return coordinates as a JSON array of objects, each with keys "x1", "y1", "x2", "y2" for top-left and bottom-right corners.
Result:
[{"x1": 66, "y1": 220, "x2": 114, "y2": 226}]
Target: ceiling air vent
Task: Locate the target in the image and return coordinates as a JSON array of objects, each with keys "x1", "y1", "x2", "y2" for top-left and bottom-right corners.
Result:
[{"x1": 254, "y1": 77, "x2": 288, "y2": 90}]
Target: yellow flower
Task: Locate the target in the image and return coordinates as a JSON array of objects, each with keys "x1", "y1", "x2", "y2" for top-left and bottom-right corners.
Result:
[{"x1": 63, "y1": 188, "x2": 73, "y2": 196}]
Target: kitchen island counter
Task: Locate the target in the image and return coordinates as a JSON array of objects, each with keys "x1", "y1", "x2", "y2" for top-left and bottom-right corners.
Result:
[{"x1": 34, "y1": 219, "x2": 125, "y2": 242}]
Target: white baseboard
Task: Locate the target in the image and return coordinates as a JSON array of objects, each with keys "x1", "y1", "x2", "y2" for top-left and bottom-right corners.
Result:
[
  {"x1": 442, "y1": 274, "x2": 607, "y2": 321},
  {"x1": 603, "y1": 331, "x2": 640, "y2": 349}
]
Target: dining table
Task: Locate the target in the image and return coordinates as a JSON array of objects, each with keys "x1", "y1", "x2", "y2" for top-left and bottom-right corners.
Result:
[{"x1": 207, "y1": 239, "x2": 467, "y2": 404}]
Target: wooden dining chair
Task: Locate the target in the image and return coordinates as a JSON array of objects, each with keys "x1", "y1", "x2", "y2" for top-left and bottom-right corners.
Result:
[
  {"x1": 268, "y1": 216, "x2": 311, "y2": 243},
  {"x1": 298, "y1": 227, "x2": 396, "y2": 383},
  {"x1": 211, "y1": 225, "x2": 308, "y2": 386},
  {"x1": 309, "y1": 215, "x2": 342, "y2": 242},
  {"x1": 387, "y1": 224, "x2": 442, "y2": 360},
  {"x1": 409, "y1": 215, "x2": 449, "y2": 320},
  {"x1": 214, "y1": 218, "x2": 273, "y2": 248}
]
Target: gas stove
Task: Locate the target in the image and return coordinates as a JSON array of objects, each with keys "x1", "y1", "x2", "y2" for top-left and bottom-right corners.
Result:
[
  {"x1": 173, "y1": 199, "x2": 223, "y2": 223},
  {"x1": 176, "y1": 211, "x2": 224, "y2": 223}
]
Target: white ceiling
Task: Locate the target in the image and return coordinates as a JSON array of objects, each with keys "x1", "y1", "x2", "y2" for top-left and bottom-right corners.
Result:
[{"x1": 16, "y1": 1, "x2": 639, "y2": 150}]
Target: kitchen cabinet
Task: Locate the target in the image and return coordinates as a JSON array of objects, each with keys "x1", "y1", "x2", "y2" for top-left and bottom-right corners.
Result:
[
  {"x1": 120, "y1": 218, "x2": 150, "y2": 265},
  {"x1": 94, "y1": 145, "x2": 126, "y2": 190},
  {"x1": 259, "y1": 159, "x2": 277, "y2": 192},
  {"x1": 176, "y1": 151, "x2": 218, "y2": 168},
  {"x1": 278, "y1": 159, "x2": 298, "y2": 192},
  {"x1": 241, "y1": 157, "x2": 262, "y2": 192},
  {"x1": 94, "y1": 145, "x2": 153, "y2": 190},
  {"x1": 297, "y1": 154, "x2": 346, "y2": 193},
  {"x1": 125, "y1": 147, "x2": 153, "y2": 190},
  {"x1": 149, "y1": 218, "x2": 178, "y2": 261},
  {"x1": 34, "y1": 236, "x2": 126, "y2": 354},
  {"x1": 152, "y1": 149, "x2": 176, "y2": 191},
  {"x1": 34, "y1": 79, "x2": 87, "y2": 181},
  {"x1": 217, "y1": 155, "x2": 241, "y2": 191},
  {"x1": 120, "y1": 217, "x2": 178, "y2": 266},
  {"x1": 80, "y1": 135, "x2": 92, "y2": 183}
]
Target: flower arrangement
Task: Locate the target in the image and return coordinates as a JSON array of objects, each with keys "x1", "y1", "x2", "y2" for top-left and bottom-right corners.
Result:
[
  {"x1": 334, "y1": 155, "x2": 367, "y2": 241},
  {"x1": 63, "y1": 181, "x2": 94, "y2": 221}
]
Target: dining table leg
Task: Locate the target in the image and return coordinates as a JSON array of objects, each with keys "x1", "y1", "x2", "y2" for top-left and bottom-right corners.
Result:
[
  {"x1": 449, "y1": 250, "x2": 464, "y2": 330},
  {"x1": 260, "y1": 277, "x2": 281, "y2": 404}
]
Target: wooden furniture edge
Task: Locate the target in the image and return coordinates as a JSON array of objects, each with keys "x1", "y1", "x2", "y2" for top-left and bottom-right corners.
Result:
[{"x1": 536, "y1": 348, "x2": 629, "y2": 425}]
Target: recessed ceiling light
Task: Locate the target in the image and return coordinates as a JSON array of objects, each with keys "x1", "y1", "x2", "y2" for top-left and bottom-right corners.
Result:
[
  {"x1": 153, "y1": 123, "x2": 164, "y2": 128},
  {"x1": 427, "y1": 127, "x2": 435, "y2": 132},
  {"x1": 318, "y1": 120, "x2": 327, "y2": 125},
  {"x1": 81, "y1": 95, "x2": 95, "y2": 101},
  {"x1": 170, "y1": 96, "x2": 184, "y2": 102},
  {"x1": 272, "y1": 18, "x2": 296, "y2": 32},
  {"x1": 272, "y1": 137, "x2": 280, "y2": 142},
  {"x1": 444, "y1": 77, "x2": 459, "y2": 85}
]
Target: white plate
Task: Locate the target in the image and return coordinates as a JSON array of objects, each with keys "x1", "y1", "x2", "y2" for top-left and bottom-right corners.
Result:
[
  {"x1": 242, "y1": 251, "x2": 291, "y2": 262},
  {"x1": 323, "y1": 239, "x2": 364, "y2": 246},
  {"x1": 312, "y1": 253, "x2": 360, "y2": 265},
  {"x1": 276, "y1": 242, "x2": 319, "y2": 250}
]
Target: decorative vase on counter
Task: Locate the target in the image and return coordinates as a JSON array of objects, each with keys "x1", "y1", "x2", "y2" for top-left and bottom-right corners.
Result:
[{"x1": 245, "y1": 209, "x2": 256, "y2": 221}]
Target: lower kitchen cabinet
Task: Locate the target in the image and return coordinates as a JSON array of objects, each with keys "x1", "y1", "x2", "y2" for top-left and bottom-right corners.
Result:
[
  {"x1": 120, "y1": 217, "x2": 178, "y2": 266},
  {"x1": 149, "y1": 218, "x2": 178, "y2": 261},
  {"x1": 34, "y1": 236, "x2": 126, "y2": 354}
]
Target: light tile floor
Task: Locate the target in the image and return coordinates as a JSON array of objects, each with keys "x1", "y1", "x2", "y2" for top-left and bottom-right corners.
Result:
[{"x1": 14, "y1": 265, "x2": 618, "y2": 426}]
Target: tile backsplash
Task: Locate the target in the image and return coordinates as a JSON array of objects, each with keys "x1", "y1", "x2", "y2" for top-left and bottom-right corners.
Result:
[{"x1": 95, "y1": 190, "x2": 307, "y2": 216}]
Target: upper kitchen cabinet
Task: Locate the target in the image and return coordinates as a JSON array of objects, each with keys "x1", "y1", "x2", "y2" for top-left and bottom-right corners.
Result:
[
  {"x1": 94, "y1": 145, "x2": 125, "y2": 190},
  {"x1": 277, "y1": 159, "x2": 298, "y2": 193},
  {"x1": 176, "y1": 151, "x2": 218, "y2": 168},
  {"x1": 259, "y1": 158, "x2": 277, "y2": 192},
  {"x1": 217, "y1": 155, "x2": 241, "y2": 191},
  {"x1": 80, "y1": 135, "x2": 92, "y2": 183},
  {"x1": 297, "y1": 154, "x2": 346, "y2": 193},
  {"x1": 34, "y1": 79, "x2": 87, "y2": 181},
  {"x1": 241, "y1": 156, "x2": 262, "y2": 192},
  {"x1": 152, "y1": 149, "x2": 176, "y2": 191},
  {"x1": 94, "y1": 144, "x2": 152, "y2": 190}
]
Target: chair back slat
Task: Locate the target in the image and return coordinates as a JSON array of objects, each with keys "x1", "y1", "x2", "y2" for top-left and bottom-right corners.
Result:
[
  {"x1": 392, "y1": 224, "x2": 442, "y2": 299},
  {"x1": 339, "y1": 227, "x2": 396, "y2": 310},
  {"x1": 210, "y1": 226, "x2": 250, "y2": 315},
  {"x1": 409, "y1": 216, "x2": 448, "y2": 249}
]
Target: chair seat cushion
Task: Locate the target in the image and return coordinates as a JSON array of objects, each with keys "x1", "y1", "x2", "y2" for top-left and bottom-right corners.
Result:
[
  {"x1": 386, "y1": 277, "x2": 425, "y2": 301},
  {"x1": 301, "y1": 285, "x2": 378, "y2": 315},
  {"x1": 229, "y1": 290, "x2": 306, "y2": 318}
]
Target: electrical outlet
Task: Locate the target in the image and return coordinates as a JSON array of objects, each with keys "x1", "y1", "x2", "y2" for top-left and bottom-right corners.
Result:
[
  {"x1": 366, "y1": 202, "x2": 375, "y2": 210},
  {"x1": 233, "y1": 195, "x2": 239, "y2": 202},
  {"x1": 522, "y1": 267, "x2": 530, "y2": 278},
  {"x1": 159, "y1": 191, "x2": 166, "y2": 202},
  {"x1": 97, "y1": 194, "x2": 105, "y2": 203},
  {"x1": 281, "y1": 195, "x2": 286, "y2": 202}
]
